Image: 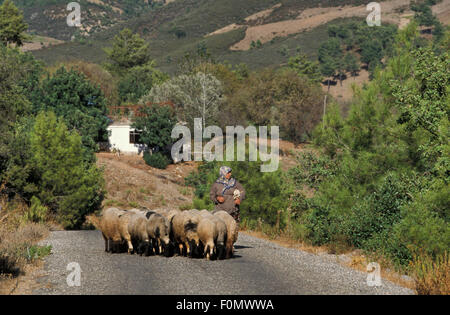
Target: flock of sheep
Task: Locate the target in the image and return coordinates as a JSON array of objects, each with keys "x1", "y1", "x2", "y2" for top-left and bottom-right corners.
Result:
[{"x1": 98, "y1": 208, "x2": 239, "y2": 260}]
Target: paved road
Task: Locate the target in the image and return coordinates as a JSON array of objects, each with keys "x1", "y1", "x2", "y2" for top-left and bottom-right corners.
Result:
[{"x1": 35, "y1": 230, "x2": 413, "y2": 295}]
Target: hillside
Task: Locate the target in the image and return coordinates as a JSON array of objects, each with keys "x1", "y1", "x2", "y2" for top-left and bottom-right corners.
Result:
[{"x1": 29, "y1": 0, "x2": 450, "y2": 72}]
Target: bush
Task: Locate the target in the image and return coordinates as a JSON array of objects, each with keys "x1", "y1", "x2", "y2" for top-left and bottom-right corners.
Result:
[
  {"x1": 412, "y1": 252, "x2": 450, "y2": 295},
  {"x1": 32, "y1": 67, "x2": 109, "y2": 153},
  {"x1": 22, "y1": 196, "x2": 48, "y2": 223},
  {"x1": 143, "y1": 152, "x2": 171, "y2": 169},
  {"x1": 27, "y1": 112, "x2": 104, "y2": 229}
]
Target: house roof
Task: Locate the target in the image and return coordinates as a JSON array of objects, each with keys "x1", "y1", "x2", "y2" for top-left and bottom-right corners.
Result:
[{"x1": 108, "y1": 118, "x2": 132, "y2": 127}]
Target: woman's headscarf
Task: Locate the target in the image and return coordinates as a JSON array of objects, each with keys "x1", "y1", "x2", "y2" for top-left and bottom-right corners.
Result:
[{"x1": 216, "y1": 166, "x2": 236, "y2": 196}]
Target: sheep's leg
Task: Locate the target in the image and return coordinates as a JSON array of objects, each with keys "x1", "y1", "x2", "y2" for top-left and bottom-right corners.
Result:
[
  {"x1": 125, "y1": 237, "x2": 133, "y2": 254},
  {"x1": 102, "y1": 233, "x2": 110, "y2": 252},
  {"x1": 158, "y1": 239, "x2": 162, "y2": 255},
  {"x1": 178, "y1": 243, "x2": 184, "y2": 256},
  {"x1": 185, "y1": 241, "x2": 191, "y2": 257}
]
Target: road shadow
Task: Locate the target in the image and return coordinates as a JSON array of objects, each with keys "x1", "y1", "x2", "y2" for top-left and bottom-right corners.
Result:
[{"x1": 234, "y1": 245, "x2": 252, "y2": 249}]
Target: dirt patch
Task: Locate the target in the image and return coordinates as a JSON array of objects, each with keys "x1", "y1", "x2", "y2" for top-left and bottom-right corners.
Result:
[
  {"x1": 21, "y1": 36, "x2": 65, "y2": 52},
  {"x1": 205, "y1": 23, "x2": 245, "y2": 37},
  {"x1": 96, "y1": 153, "x2": 197, "y2": 210},
  {"x1": 322, "y1": 68, "x2": 370, "y2": 103}
]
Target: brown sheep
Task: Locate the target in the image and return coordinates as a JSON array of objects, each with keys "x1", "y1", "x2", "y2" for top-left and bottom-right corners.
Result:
[
  {"x1": 144, "y1": 211, "x2": 172, "y2": 256},
  {"x1": 99, "y1": 207, "x2": 124, "y2": 253},
  {"x1": 116, "y1": 210, "x2": 135, "y2": 254},
  {"x1": 170, "y1": 210, "x2": 202, "y2": 257},
  {"x1": 197, "y1": 217, "x2": 217, "y2": 260},
  {"x1": 127, "y1": 211, "x2": 152, "y2": 255},
  {"x1": 210, "y1": 216, "x2": 227, "y2": 259},
  {"x1": 99, "y1": 207, "x2": 134, "y2": 254},
  {"x1": 213, "y1": 211, "x2": 238, "y2": 258}
]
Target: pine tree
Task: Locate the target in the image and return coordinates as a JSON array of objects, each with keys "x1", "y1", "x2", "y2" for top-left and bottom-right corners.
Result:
[
  {"x1": 29, "y1": 112, "x2": 104, "y2": 228},
  {"x1": 104, "y1": 28, "x2": 152, "y2": 75},
  {"x1": 0, "y1": 0, "x2": 28, "y2": 46}
]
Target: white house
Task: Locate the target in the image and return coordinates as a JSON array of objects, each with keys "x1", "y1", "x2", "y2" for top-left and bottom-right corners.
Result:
[{"x1": 107, "y1": 119, "x2": 146, "y2": 154}]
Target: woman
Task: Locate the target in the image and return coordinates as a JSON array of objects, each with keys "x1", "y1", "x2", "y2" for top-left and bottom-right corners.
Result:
[{"x1": 210, "y1": 166, "x2": 246, "y2": 223}]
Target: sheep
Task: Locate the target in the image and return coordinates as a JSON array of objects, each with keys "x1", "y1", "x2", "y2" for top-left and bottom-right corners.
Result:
[
  {"x1": 210, "y1": 216, "x2": 227, "y2": 260},
  {"x1": 183, "y1": 210, "x2": 203, "y2": 257},
  {"x1": 170, "y1": 210, "x2": 202, "y2": 257},
  {"x1": 197, "y1": 217, "x2": 217, "y2": 260},
  {"x1": 99, "y1": 207, "x2": 124, "y2": 253},
  {"x1": 213, "y1": 211, "x2": 239, "y2": 258},
  {"x1": 116, "y1": 210, "x2": 135, "y2": 254},
  {"x1": 170, "y1": 211, "x2": 189, "y2": 256},
  {"x1": 99, "y1": 207, "x2": 134, "y2": 254},
  {"x1": 127, "y1": 211, "x2": 153, "y2": 256},
  {"x1": 144, "y1": 211, "x2": 172, "y2": 257},
  {"x1": 199, "y1": 209, "x2": 213, "y2": 218},
  {"x1": 196, "y1": 215, "x2": 227, "y2": 260}
]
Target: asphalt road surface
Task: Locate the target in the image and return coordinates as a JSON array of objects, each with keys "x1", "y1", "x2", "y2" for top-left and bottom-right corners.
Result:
[{"x1": 35, "y1": 230, "x2": 413, "y2": 295}]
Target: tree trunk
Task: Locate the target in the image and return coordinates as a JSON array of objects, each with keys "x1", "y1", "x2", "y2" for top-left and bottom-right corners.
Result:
[{"x1": 323, "y1": 79, "x2": 330, "y2": 129}]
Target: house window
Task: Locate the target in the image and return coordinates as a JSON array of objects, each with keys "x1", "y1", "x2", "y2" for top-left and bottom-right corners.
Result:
[{"x1": 129, "y1": 130, "x2": 142, "y2": 144}]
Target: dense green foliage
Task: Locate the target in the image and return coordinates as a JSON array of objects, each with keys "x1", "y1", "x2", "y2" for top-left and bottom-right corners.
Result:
[
  {"x1": 0, "y1": 45, "x2": 42, "y2": 186},
  {"x1": 28, "y1": 112, "x2": 104, "y2": 228},
  {"x1": 289, "y1": 23, "x2": 449, "y2": 267},
  {"x1": 132, "y1": 103, "x2": 177, "y2": 162},
  {"x1": 32, "y1": 67, "x2": 109, "y2": 154},
  {"x1": 319, "y1": 21, "x2": 397, "y2": 80},
  {"x1": 105, "y1": 28, "x2": 152, "y2": 75},
  {"x1": 118, "y1": 63, "x2": 168, "y2": 103},
  {"x1": 143, "y1": 151, "x2": 171, "y2": 170},
  {"x1": 1, "y1": 42, "x2": 104, "y2": 229},
  {"x1": 0, "y1": 0, "x2": 28, "y2": 46}
]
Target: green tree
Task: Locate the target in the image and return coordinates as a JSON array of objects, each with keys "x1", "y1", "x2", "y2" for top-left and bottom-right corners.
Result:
[
  {"x1": 33, "y1": 67, "x2": 109, "y2": 154},
  {"x1": 344, "y1": 53, "x2": 360, "y2": 77},
  {"x1": 118, "y1": 62, "x2": 168, "y2": 103},
  {"x1": 104, "y1": 28, "x2": 152, "y2": 75},
  {"x1": 412, "y1": 2, "x2": 437, "y2": 27},
  {"x1": 318, "y1": 38, "x2": 344, "y2": 85},
  {"x1": 0, "y1": 0, "x2": 28, "y2": 46},
  {"x1": 132, "y1": 103, "x2": 177, "y2": 155},
  {"x1": 0, "y1": 46, "x2": 42, "y2": 184},
  {"x1": 28, "y1": 112, "x2": 104, "y2": 229},
  {"x1": 288, "y1": 53, "x2": 322, "y2": 83},
  {"x1": 360, "y1": 39, "x2": 383, "y2": 67}
]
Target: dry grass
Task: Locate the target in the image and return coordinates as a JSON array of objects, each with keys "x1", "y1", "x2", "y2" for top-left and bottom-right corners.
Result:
[
  {"x1": 412, "y1": 252, "x2": 450, "y2": 295},
  {"x1": 0, "y1": 193, "x2": 50, "y2": 294}
]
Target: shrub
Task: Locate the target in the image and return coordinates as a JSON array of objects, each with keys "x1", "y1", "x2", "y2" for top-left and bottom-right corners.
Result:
[
  {"x1": 22, "y1": 196, "x2": 48, "y2": 223},
  {"x1": 143, "y1": 152, "x2": 171, "y2": 169},
  {"x1": 32, "y1": 67, "x2": 109, "y2": 153},
  {"x1": 27, "y1": 112, "x2": 105, "y2": 229},
  {"x1": 412, "y1": 252, "x2": 450, "y2": 295}
]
